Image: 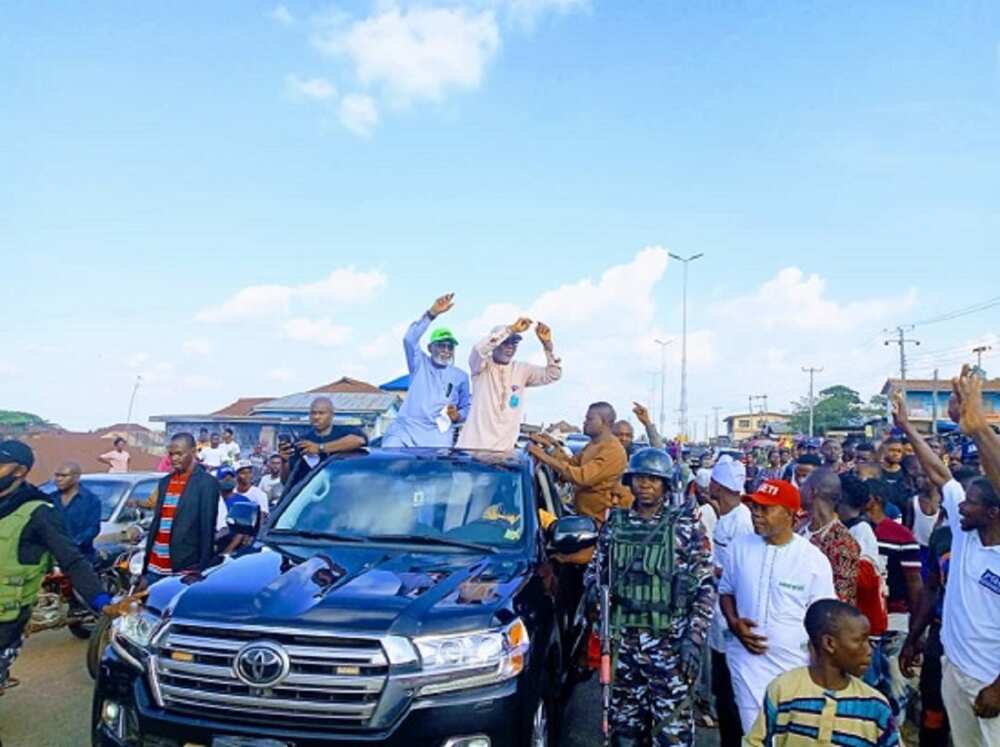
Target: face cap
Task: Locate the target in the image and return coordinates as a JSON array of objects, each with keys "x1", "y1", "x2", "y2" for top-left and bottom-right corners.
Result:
[{"x1": 748, "y1": 479, "x2": 800, "y2": 512}]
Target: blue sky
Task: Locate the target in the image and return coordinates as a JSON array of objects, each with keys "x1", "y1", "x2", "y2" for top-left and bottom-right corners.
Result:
[{"x1": 2, "y1": 1, "x2": 998, "y2": 435}]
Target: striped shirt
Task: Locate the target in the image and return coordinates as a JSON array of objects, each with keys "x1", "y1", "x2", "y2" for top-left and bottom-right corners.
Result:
[
  {"x1": 874, "y1": 518, "x2": 921, "y2": 614},
  {"x1": 744, "y1": 667, "x2": 899, "y2": 746},
  {"x1": 147, "y1": 469, "x2": 193, "y2": 574}
]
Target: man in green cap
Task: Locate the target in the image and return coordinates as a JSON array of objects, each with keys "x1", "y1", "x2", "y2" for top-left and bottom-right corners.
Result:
[{"x1": 382, "y1": 293, "x2": 471, "y2": 448}]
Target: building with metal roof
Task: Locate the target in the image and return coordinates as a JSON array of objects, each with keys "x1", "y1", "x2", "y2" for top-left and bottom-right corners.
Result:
[{"x1": 151, "y1": 379, "x2": 402, "y2": 458}]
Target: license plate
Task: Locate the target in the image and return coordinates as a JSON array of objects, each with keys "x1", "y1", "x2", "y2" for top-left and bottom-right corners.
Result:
[{"x1": 212, "y1": 738, "x2": 292, "y2": 747}]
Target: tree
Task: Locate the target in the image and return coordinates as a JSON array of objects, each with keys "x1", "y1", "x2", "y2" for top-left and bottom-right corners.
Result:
[{"x1": 789, "y1": 385, "x2": 865, "y2": 435}]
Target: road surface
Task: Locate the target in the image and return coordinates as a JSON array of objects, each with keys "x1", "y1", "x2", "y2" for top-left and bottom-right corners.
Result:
[{"x1": 0, "y1": 630, "x2": 719, "y2": 746}]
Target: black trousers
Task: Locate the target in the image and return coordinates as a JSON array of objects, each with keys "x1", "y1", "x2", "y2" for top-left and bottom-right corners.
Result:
[
  {"x1": 0, "y1": 607, "x2": 31, "y2": 687},
  {"x1": 711, "y1": 649, "x2": 743, "y2": 747},
  {"x1": 919, "y1": 623, "x2": 949, "y2": 747}
]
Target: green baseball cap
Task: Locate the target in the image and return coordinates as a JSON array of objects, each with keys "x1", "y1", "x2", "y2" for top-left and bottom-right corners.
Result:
[{"x1": 429, "y1": 328, "x2": 459, "y2": 346}]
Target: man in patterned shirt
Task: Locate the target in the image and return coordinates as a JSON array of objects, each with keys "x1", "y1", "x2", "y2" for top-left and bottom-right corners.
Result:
[
  {"x1": 584, "y1": 447, "x2": 715, "y2": 745},
  {"x1": 799, "y1": 468, "x2": 861, "y2": 605},
  {"x1": 143, "y1": 432, "x2": 220, "y2": 583}
]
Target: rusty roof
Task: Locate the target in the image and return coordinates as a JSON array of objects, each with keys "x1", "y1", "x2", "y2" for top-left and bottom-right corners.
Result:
[
  {"x1": 308, "y1": 377, "x2": 382, "y2": 394},
  {"x1": 212, "y1": 397, "x2": 276, "y2": 417},
  {"x1": 21, "y1": 433, "x2": 162, "y2": 483}
]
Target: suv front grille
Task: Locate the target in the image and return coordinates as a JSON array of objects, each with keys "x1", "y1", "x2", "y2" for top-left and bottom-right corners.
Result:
[{"x1": 151, "y1": 621, "x2": 389, "y2": 729}]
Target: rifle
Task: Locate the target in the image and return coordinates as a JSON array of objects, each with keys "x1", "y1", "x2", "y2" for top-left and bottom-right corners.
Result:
[{"x1": 599, "y1": 536, "x2": 613, "y2": 744}]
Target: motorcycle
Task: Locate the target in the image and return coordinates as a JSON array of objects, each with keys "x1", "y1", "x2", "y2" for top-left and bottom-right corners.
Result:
[
  {"x1": 87, "y1": 542, "x2": 146, "y2": 679},
  {"x1": 29, "y1": 541, "x2": 129, "y2": 640}
]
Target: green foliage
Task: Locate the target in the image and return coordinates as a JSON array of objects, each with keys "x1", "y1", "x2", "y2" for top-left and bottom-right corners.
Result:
[
  {"x1": 0, "y1": 410, "x2": 47, "y2": 427},
  {"x1": 789, "y1": 385, "x2": 869, "y2": 435}
]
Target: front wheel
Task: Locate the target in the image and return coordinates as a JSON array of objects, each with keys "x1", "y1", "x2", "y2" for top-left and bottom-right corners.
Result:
[{"x1": 87, "y1": 616, "x2": 114, "y2": 680}]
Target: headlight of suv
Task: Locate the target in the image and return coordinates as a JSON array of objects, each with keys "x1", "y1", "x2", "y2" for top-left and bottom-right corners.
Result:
[
  {"x1": 111, "y1": 608, "x2": 161, "y2": 670},
  {"x1": 412, "y1": 618, "x2": 529, "y2": 696}
]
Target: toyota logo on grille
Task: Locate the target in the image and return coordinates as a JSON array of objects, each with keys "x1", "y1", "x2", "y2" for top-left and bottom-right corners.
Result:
[{"x1": 233, "y1": 641, "x2": 290, "y2": 688}]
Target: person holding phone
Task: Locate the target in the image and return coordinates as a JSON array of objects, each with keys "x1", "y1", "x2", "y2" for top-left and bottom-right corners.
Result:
[
  {"x1": 382, "y1": 293, "x2": 471, "y2": 448},
  {"x1": 279, "y1": 397, "x2": 367, "y2": 491}
]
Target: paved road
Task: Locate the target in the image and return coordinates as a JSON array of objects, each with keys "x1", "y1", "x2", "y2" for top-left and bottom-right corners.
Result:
[{"x1": 0, "y1": 631, "x2": 719, "y2": 746}]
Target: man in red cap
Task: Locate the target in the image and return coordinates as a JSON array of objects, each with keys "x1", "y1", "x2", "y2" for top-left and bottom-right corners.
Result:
[{"x1": 718, "y1": 479, "x2": 836, "y2": 732}]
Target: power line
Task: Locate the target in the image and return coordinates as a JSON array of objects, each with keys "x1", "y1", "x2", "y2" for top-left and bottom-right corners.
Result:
[{"x1": 910, "y1": 295, "x2": 1000, "y2": 327}]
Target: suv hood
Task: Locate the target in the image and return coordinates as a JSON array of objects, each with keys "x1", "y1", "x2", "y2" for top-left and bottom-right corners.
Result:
[{"x1": 148, "y1": 544, "x2": 530, "y2": 638}]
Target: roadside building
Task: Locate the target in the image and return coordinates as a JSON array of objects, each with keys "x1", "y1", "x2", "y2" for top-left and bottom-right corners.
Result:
[
  {"x1": 723, "y1": 411, "x2": 792, "y2": 442},
  {"x1": 151, "y1": 377, "x2": 401, "y2": 459},
  {"x1": 880, "y1": 378, "x2": 1000, "y2": 434}
]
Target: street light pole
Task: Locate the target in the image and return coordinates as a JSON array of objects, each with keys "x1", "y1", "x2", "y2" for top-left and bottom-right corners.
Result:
[
  {"x1": 802, "y1": 366, "x2": 823, "y2": 437},
  {"x1": 668, "y1": 252, "x2": 703, "y2": 440},
  {"x1": 653, "y1": 339, "x2": 674, "y2": 436},
  {"x1": 126, "y1": 375, "x2": 143, "y2": 426}
]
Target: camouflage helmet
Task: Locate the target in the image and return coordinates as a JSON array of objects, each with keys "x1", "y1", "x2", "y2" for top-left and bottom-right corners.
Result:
[{"x1": 623, "y1": 447, "x2": 675, "y2": 485}]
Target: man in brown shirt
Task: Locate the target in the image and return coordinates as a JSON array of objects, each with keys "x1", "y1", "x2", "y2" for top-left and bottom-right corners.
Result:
[{"x1": 527, "y1": 402, "x2": 631, "y2": 563}]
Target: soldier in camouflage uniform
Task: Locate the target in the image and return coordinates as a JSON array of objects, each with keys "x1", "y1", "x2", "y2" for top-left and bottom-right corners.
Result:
[{"x1": 585, "y1": 447, "x2": 716, "y2": 746}]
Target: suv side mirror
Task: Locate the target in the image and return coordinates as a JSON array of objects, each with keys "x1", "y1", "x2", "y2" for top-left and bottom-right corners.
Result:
[
  {"x1": 226, "y1": 502, "x2": 261, "y2": 536},
  {"x1": 548, "y1": 515, "x2": 598, "y2": 555}
]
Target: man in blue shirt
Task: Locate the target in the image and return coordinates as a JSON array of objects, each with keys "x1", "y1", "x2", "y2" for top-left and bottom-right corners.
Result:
[
  {"x1": 279, "y1": 396, "x2": 368, "y2": 491},
  {"x1": 382, "y1": 293, "x2": 471, "y2": 448},
  {"x1": 49, "y1": 462, "x2": 102, "y2": 560}
]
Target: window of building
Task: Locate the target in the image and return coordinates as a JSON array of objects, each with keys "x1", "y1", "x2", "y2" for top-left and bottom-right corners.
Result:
[{"x1": 738, "y1": 419, "x2": 751, "y2": 428}]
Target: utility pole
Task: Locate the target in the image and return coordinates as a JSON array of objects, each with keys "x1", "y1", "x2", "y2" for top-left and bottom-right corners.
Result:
[
  {"x1": 704, "y1": 414, "x2": 709, "y2": 444},
  {"x1": 931, "y1": 368, "x2": 939, "y2": 436},
  {"x1": 712, "y1": 406, "x2": 722, "y2": 440},
  {"x1": 884, "y1": 326, "x2": 920, "y2": 397},
  {"x1": 802, "y1": 366, "x2": 823, "y2": 437},
  {"x1": 653, "y1": 339, "x2": 673, "y2": 436},
  {"x1": 668, "y1": 252, "x2": 704, "y2": 441},
  {"x1": 973, "y1": 345, "x2": 992, "y2": 372},
  {"x1": 126, "y1": 375, "x2": 143, "y2": 426},
  {"x1": 748, "y1": 395, "x2": 754, "y2": 415}
]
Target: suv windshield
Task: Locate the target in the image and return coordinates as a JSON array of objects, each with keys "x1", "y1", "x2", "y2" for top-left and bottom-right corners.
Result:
[{"x1": 272, "y1": 457, "x2": 526, "y2": 549}]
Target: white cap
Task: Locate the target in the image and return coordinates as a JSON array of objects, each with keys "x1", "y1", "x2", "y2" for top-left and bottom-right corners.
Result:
[
  {"x1": 234, "y1": 459, "x2": 254, "y2": 472},
  {"x1": 695, "y1": 468, "x2": 713, "y2": 489},
  {"x1": 711, "y1": 455, "x2": 746, "y2": 494}
]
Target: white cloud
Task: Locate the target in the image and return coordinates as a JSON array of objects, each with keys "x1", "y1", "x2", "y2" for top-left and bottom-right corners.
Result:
[
  {"x1": 282, "y1": 317, "x2": 352, "y2": 347},
  {"x1": 338, "y1": 93, "x2": 379, "y2": 137},
  {"x1": 314, "y1": 6, "x2": 500, "y2": 105},
  {"x1": 285, "y1": 74, "x2": 336, "y2": 101},
  {"x1": 182, "y1": 338, "x2": 213, "y2": 356},
  {"x1": 195, "y1": 284, "x2": 294, "y2": 323},
  {"x1": 267, "y1": 367, "x2": 297, "y2": 383},
  {"x1": 0, "y1": 362, "x2": 19, "y2": 376},
  {"x1": 126, "y1": 352, "x2": 151, "y2": 369},
  {"x1": 195, "y1": 266, "x2": 385, "y2": 323},
  {"x1": 270, "y1": 4, "x2": 294, "y2": 25}
]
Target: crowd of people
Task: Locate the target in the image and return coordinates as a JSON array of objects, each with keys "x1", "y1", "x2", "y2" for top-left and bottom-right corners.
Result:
[{"x1": 0, "y1": 291, "x2": 997, "y2": 747}]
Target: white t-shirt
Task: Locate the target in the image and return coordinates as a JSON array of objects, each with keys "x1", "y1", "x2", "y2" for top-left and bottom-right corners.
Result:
[
  {"x1": 940, "y1": 479, "x2": 1000, "y2": 684},
  {"x1": 847, "y1": 519, "x2": 880, "y2": 564},
  {"x1": 698, "y1": 503, "x2": 719, "y2": 551},
  {"x1": 720, "y1": 533, "x2": 836, "y2": 715},
  {"x1": 258, "y1": 474, "x2": 284, "y2": 505},
  {"x1": 220, "y1": 441, "x2": 241, "y2": 466},
  {"x1": 199, "y1": 446, "x2": 227, "y2": 469},
  {"x1": 709, "y1": 503, "x2": 755, "y2": 651}
]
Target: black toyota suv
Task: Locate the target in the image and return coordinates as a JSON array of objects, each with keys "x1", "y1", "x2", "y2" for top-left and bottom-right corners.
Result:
[{"x1": 93, "y1": 448, "x2": 597, "y2": 747}]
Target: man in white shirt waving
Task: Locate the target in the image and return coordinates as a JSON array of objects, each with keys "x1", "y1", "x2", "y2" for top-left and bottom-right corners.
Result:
[
  {"x1": 719, "y1": 478, "x2": 836, "y2": 732},
  {"x1": 900, "y1": 370, "x2": 1000, "y2": 746}
]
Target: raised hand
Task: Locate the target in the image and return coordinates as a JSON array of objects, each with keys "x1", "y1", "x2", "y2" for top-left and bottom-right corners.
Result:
[
  {"x1": 429, "y1": 293, "x2": 455, "y2": 318},
  {"x1": 633, "y1": 402, "x2": 653, "y2": 427},
  {"x1": 446, "y1": 404, "x2": 461, "y2": 423},
  {"x1": 510, "y1": 317, "x2": 533, "y2": 334},
  {"x1": 890, "y1": 388, "x2": 909, "y2": 428},
  {"x1": 953, "y1": 364, "x2": 990, "y2": 435},
  {"x1": 535, "y1": 322, "x2": 552, "y2": 347}
]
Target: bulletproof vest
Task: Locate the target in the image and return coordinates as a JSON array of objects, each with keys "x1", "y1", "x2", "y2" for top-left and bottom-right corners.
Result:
[
  {"x1": 608, "y1": 508, "x2": 691, "y2": 635},
  {"x1": 0, "y1": 500, "x2": 52, "y2": 623}
]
